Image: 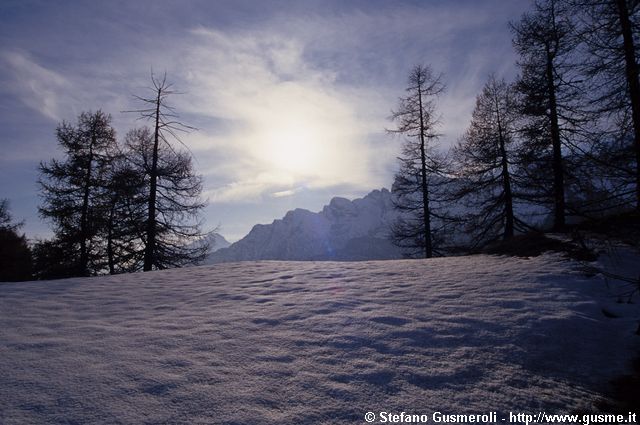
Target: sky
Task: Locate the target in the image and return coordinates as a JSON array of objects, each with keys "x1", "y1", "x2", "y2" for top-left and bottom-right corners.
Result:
[{"x1": 0, "y1": 0, "x2": 531, "y2": 242}]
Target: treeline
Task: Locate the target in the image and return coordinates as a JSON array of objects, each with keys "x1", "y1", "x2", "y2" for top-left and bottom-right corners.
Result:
[
  {"x1": 0, "y1": 75, "x2": 209, "y2": 281},
  {"x1": 390, "y1": 0, "x2": 639, "y2": 258},
  {"x1": 0, "y1": 200, "x2": 32, "y2": 282}
]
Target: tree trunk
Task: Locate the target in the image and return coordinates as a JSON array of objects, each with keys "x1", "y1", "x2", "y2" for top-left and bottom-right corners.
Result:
[
  {"x1": 79, "y1": 134, "x2": 95, "y2": 276},
  {"x1": 107, "y1": 201, "x2": 115, "y2": 275},
  {"x1": 417, "y1": 79, "x2": 433, "y2": 258},
  {"x1": 496, "y1": 107, "x2": 515, "y2": 239},
  {"x1": 546, "y1": 44, "x2": 566, "y2": 231},
  {"x1": 616, "y1": 0, "x2": 640, "y2": 210},
  {"x1": 143, "y1": 88, "x2": 162, "y2": 271}
]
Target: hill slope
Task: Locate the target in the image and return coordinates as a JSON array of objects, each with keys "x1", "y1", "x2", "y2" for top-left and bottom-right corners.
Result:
[
  {"x1": 206, "y1": 188, "x2": 403, "y2": 263},
  {"x1": 0, "y1": 254, "x2": 639, "y2": 424},
  {"x1": 207, "y1": 232, "x2": 231, "y2": 252}
]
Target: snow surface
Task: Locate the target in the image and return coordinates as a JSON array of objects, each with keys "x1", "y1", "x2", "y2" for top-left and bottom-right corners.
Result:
[
  {"x1": 207, "y1": 188, "x2": 403, "y2": 263},
  {"x1": 1, "y1": 253, "x2": 639, "y2": 424}
]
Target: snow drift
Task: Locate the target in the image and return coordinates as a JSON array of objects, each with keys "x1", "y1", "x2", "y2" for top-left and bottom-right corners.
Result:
[{"x1": 1, "y1": 253, "x2": 638, "y2": 424}]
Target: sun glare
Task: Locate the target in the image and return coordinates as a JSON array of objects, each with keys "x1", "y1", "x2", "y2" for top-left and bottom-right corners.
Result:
[
  {"x1": 261, "y1": 119, "x2": 323, "y2": 177},
  {"x1": 247, "y1": 84, "x2": 367, "y2": 190}
]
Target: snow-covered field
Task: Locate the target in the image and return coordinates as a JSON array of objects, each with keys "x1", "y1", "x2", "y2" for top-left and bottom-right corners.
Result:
[{"x1": 1, "y1": 254, "x2": 638, "y2": 424}]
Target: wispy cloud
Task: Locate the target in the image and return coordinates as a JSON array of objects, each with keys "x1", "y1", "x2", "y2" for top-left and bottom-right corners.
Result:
[
  {"x1": 170, "y1": 3, "x2": 525, "y2": 202},
  {"x1": 1, "y1": 50, "x2": 72, "y2": 122},
  {"x1": 174, "y1": 27, "x2": 387, "y2": 202},
  {"x1": 272, "y1": 189, "x2": 298, "y2": 198}
]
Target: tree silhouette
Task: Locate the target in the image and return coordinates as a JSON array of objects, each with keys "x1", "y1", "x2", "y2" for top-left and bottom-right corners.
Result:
[
  {"x1": 38, "y1": 110, "x2": 118, "y2": 276},
  {"x1": 104, "y1": 147, "x2": 147, "y2": 274},
  {"x1": 575, "y1": 0, "x2": 640, "y2": 211},
  {"x1": 389, "y1": 65, "x2": 449, "y2": 258},
  {"x1": 452, "y1": 76, "x2": 526, "y2": 246},
  {"x1": 126, "y1": 75, "x2": 209, "y2": 270},
  {"x1": 0, "y1": 199, "x2": 32, "y2": 282},
  {"x1": 511, "y1": 0, "x2": 582, "y2": 231}
]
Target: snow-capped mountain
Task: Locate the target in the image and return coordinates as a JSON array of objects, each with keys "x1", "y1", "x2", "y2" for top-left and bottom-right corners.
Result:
[
  {"x1": 187, "y1": 232, "x2": 230, "y2": 262},
  {"x1": 207, "y1": 232, "x2": 231, "y2": 253},
  {"x1": 207, "y1": 188, "x2": 403, "y2": 263}
]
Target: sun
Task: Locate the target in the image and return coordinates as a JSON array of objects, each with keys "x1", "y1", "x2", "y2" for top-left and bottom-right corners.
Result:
[
  {"x1": 260, "y1": 119, "x2": 323, "y2": 177},
  {"x1": 249, "y1": 84, "x2": 363, "y2": 187}
]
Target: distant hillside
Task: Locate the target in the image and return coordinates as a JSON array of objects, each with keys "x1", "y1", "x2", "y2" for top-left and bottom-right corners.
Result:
[
  {"x1": 208, "y1": 232, "x2": 231, "y2": 252},
  {"x1": 206, "y1": 188, "x2": 403, "y2": 263},
  {"x1": 194, "y1": 233, "x2": 231, "y2": 264}
]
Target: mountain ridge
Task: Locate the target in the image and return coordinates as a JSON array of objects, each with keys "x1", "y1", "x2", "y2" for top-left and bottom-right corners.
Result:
[{"x1": 205, "y1": 188, "x2": 402, "y2": 263}]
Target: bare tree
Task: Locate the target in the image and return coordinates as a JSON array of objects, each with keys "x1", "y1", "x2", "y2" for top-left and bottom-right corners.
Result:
[
  {"x1": 574, "y1": 0, "x2": 640, "y2": 211},
  {"x1": 389, "y1": 65, "x2": 448, "y2": 258},
  {"x1": 452, "y1": 76, "x2": 527, "y2": 246},
  {"x1": 511, "y1": 0, "x2": 582, "y2": 231},
  {"x1": 127, "y1": 74, "x2": 208, "y2": 271}
]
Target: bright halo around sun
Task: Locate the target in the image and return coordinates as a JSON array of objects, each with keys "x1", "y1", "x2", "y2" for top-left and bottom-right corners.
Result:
[
  {"x1": 257, "y1": 110, "x2": 326, "y2": 178},
  {"x1": 245, "y1": 81, "x2": 370, "y2": 191},
  {"x1": 264, "y1": 123, "x2": 320, "y2": 175}
]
